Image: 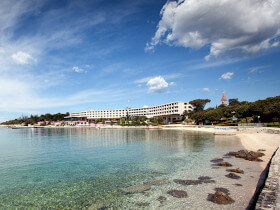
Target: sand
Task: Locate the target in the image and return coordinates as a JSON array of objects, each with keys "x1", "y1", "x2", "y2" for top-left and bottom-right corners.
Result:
[
  {"x1": 163, "y1": 125, "x2": 280, "y2": 170},
  {"x1": 237, "y1": 132, "x2": 280, "y2": 169}
]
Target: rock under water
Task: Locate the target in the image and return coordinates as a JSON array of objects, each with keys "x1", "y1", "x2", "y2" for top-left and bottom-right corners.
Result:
[
  {"x1": 218, "y1": 161, "x2": 233, "y2": 167},
  {"x1": 122, "y1": 184, "x2": 151, "y2": 194},
  {"x1": 167, "y1": 190, "x2": 188, "y2": 198}
]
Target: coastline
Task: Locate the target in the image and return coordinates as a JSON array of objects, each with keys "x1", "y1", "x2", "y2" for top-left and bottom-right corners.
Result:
[
  {"x1": 162, "y1": 125, "x2": 280, "y2": 169},
  {"x1": 3, "y1": 124, "x2": 279, "y2": 159},
  {"x1": 0, "y1": 125, "x2": 279, "y2": 208},
  {"x1": 164, "y1": 125, "x2": 280, "y2": 208},
  {"x1": 237, "y1": 132, "x2": 280, "y2": 169}
]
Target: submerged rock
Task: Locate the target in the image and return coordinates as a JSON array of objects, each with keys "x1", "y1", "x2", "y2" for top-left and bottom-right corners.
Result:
[
  {"x1": 198, "y1": 176, "x2": 212, "y2": 180},
  {"x1": 174, "y1": 179, "x2": 202, "y2": 185},
  {"x1": 209, "y1": 190, "x2": 234, "y2": 204},
  {"x1": 174, "y1": 177, "x2": 215, "y2": 185},
  {"x1": 225, "y1": 173, "x2": 241, "y2": 179},
  {"x1": 218, "y1": 161, "x2": 233, "y2": 167},
  {"x1": 198, "y1": 176, "x2": 215, "y2": 183},
  {"x1": 167, "y1": 190, "x2": 188, "y2": 198},
  {"x1": 226, "y1": 150, "x2": 264, "y2": 161},
  {"x1": 122, "y1": 184, "x2": 151, "y2": 194},
  {"x1": 144, "y1": 180, "x2": 166, "y2": 186},
  {"x1": 227, "y1": 168, "x2": 244, "y2": 174},
  {"x1": 210, "y1": 158, "x2": 224, "y2": 163},
  {"x1": 157, "y1": 196, "x2": 167, "y2": 203}
]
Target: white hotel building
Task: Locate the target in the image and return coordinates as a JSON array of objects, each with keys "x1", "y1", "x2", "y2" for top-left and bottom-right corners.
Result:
[{"x1": 66, "y1": 101, "x2": 193, "y2": 122}]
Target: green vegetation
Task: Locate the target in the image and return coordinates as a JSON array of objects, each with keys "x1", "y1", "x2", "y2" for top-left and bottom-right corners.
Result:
[
  {"x1": 188, "y1": 96, "x2": 280, "y2": 125},
  {"x1": 120, "y1": 116, "x2": 148, "y2": 126},
  {"x1": 189, "y1": 99, "x2": 211, "y2": 112},
  {"x1": 1, "y1": 113, "x2": 69, "y2": 126},
  {"x1": 2, "y1": 96, "x2": 279, "y2": 127}
]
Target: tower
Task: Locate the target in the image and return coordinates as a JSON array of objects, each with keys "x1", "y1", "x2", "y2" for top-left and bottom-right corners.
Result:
[{"x1": 220, "y1": 92, "x2": 227, "y2": 106}]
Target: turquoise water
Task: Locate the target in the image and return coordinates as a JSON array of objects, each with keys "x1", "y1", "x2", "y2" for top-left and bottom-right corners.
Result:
[{"x1": 0, "y1": 127, "x2": 259, "y2": 209}]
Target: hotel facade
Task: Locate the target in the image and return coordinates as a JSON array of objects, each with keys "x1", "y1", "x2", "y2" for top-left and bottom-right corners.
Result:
[{"x1": 66, "y1": 101, "x2": 193, "y2": 122}]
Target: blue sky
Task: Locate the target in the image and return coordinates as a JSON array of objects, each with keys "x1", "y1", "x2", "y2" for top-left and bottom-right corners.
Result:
[{"x1": 0, "y1": 0, "x2": 279, "y2": 122}]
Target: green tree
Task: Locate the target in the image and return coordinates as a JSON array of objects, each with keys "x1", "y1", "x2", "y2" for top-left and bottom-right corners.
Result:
[{"x1": 189, "y1": 99, "x2": 211, "y2": 112}]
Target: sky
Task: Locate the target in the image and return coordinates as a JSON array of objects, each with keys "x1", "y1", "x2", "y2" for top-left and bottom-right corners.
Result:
[{"x1": 0, "y1": 0, "x2": 279, "y2": 122}]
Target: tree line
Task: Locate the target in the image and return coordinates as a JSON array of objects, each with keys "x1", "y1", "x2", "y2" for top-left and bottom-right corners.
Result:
[
  {"x1": 187, "y1": 96, "x2": 280, "y2": 125},
  {"x1": 1, "y1": 96, "x2": 279, "y2": 126},
  {"x1": 1, "y1": 113, "x2": 69, "y2": 126}
]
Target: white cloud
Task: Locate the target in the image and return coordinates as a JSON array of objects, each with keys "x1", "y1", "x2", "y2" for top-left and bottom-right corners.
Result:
[
  {"x1": 249, "y1": 65, "x2": 269, "y2": 74},
  {"x1": 11, "y1": 51, "x2": 37, "y2": 65},
  {"x1": 146, "y1": 0, "x2": 280, "y2": 59},
  {"x1": 203, "y1": 88, "x2": 210, "y2": 92},
  {"x1": 169, "y1": 81, "x2": 176, "y2": 86},
  {"x1": 73, "y1": 66, "x2": 87, "y2": 73},
  {"x1": 0, "y1": 0, "x2": 146, "y2": 115},
  {"x1": 146, "y1": 76, "x2": 169, "y2": 93},
  {"x1": 135, "y1": 73, "x2": 182, "y2": 84},
  {"x1": 220, "y1": 72, "x2": 234, "y2": 80}
]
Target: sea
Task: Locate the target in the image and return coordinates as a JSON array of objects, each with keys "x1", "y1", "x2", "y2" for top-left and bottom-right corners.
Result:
[{"x1": 0, "y1": 127, "x2": 263, "y2": 209}]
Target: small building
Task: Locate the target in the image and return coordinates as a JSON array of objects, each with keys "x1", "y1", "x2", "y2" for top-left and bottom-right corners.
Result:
[{"x1": 220, "y1": 92, "x2": 227, "y2": 106}]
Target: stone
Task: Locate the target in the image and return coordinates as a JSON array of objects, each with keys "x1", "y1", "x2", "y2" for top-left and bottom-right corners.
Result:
[
  {"x1": 209, "y1": 190, "x2": 234, "y2": 204},
  {"x1": 198, "y1": 176, "x2": 215, "y2": 183},
  {"x1": 210, "y1": 158, "x2": 224, "y2": 163},
  {"x1": 198, "y1": 176, "x2": 212, "y2": 180},
  {"x1": 174, "y1": 179, "x2": 202, "y2": 185},
  {"x1": 218, "y1": 161, "x2": 232, "y2": 167},
  {"x1": 233, "y1": 183, "x2": 243, "y2": 186},
  {"x1": 157, "y1": 196, "x2": 167, "y2": 203},
  {"x1": 227, "y1": 168, "x2": 244, "y2": 174},
  {"x1": 144, "y1": 180, "x2": 166, "y2": 186},
  {"x1": 174, "y1": 177, "x2": 215, "y2": 185},
  {"x1": 122, "y1": 184, "x2": 151, "y2": 194},
  {"x1": 167, "y1": 190, "x2": 188, "y2": 198},
  {"x1": 226, "y1": 150, "x2": 264, "y2": 161},
  {"x1": 225, "y1": 173, "x2": 241, "y2": 179}
]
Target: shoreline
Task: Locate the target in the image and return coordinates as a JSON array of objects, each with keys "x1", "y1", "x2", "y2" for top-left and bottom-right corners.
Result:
[
  {"x1": 2, "y1": 124, "x2": 279, "y2": 160},
  {"x1": 0, "y1": 125, "x2": 279, "y2": 208}
]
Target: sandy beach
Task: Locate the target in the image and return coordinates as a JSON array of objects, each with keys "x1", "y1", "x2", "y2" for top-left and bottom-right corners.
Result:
[
  {"x1": 162, "y1": 126, "x2": 280, "y2": 167},
  {"x1": 237, "y1": 132, "x2": 280, "y2": 169}
]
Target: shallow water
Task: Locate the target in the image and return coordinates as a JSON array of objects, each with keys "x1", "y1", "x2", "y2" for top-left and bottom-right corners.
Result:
[{"x1": 0, "y1": 127, "x2": 262, "y2": 209}]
